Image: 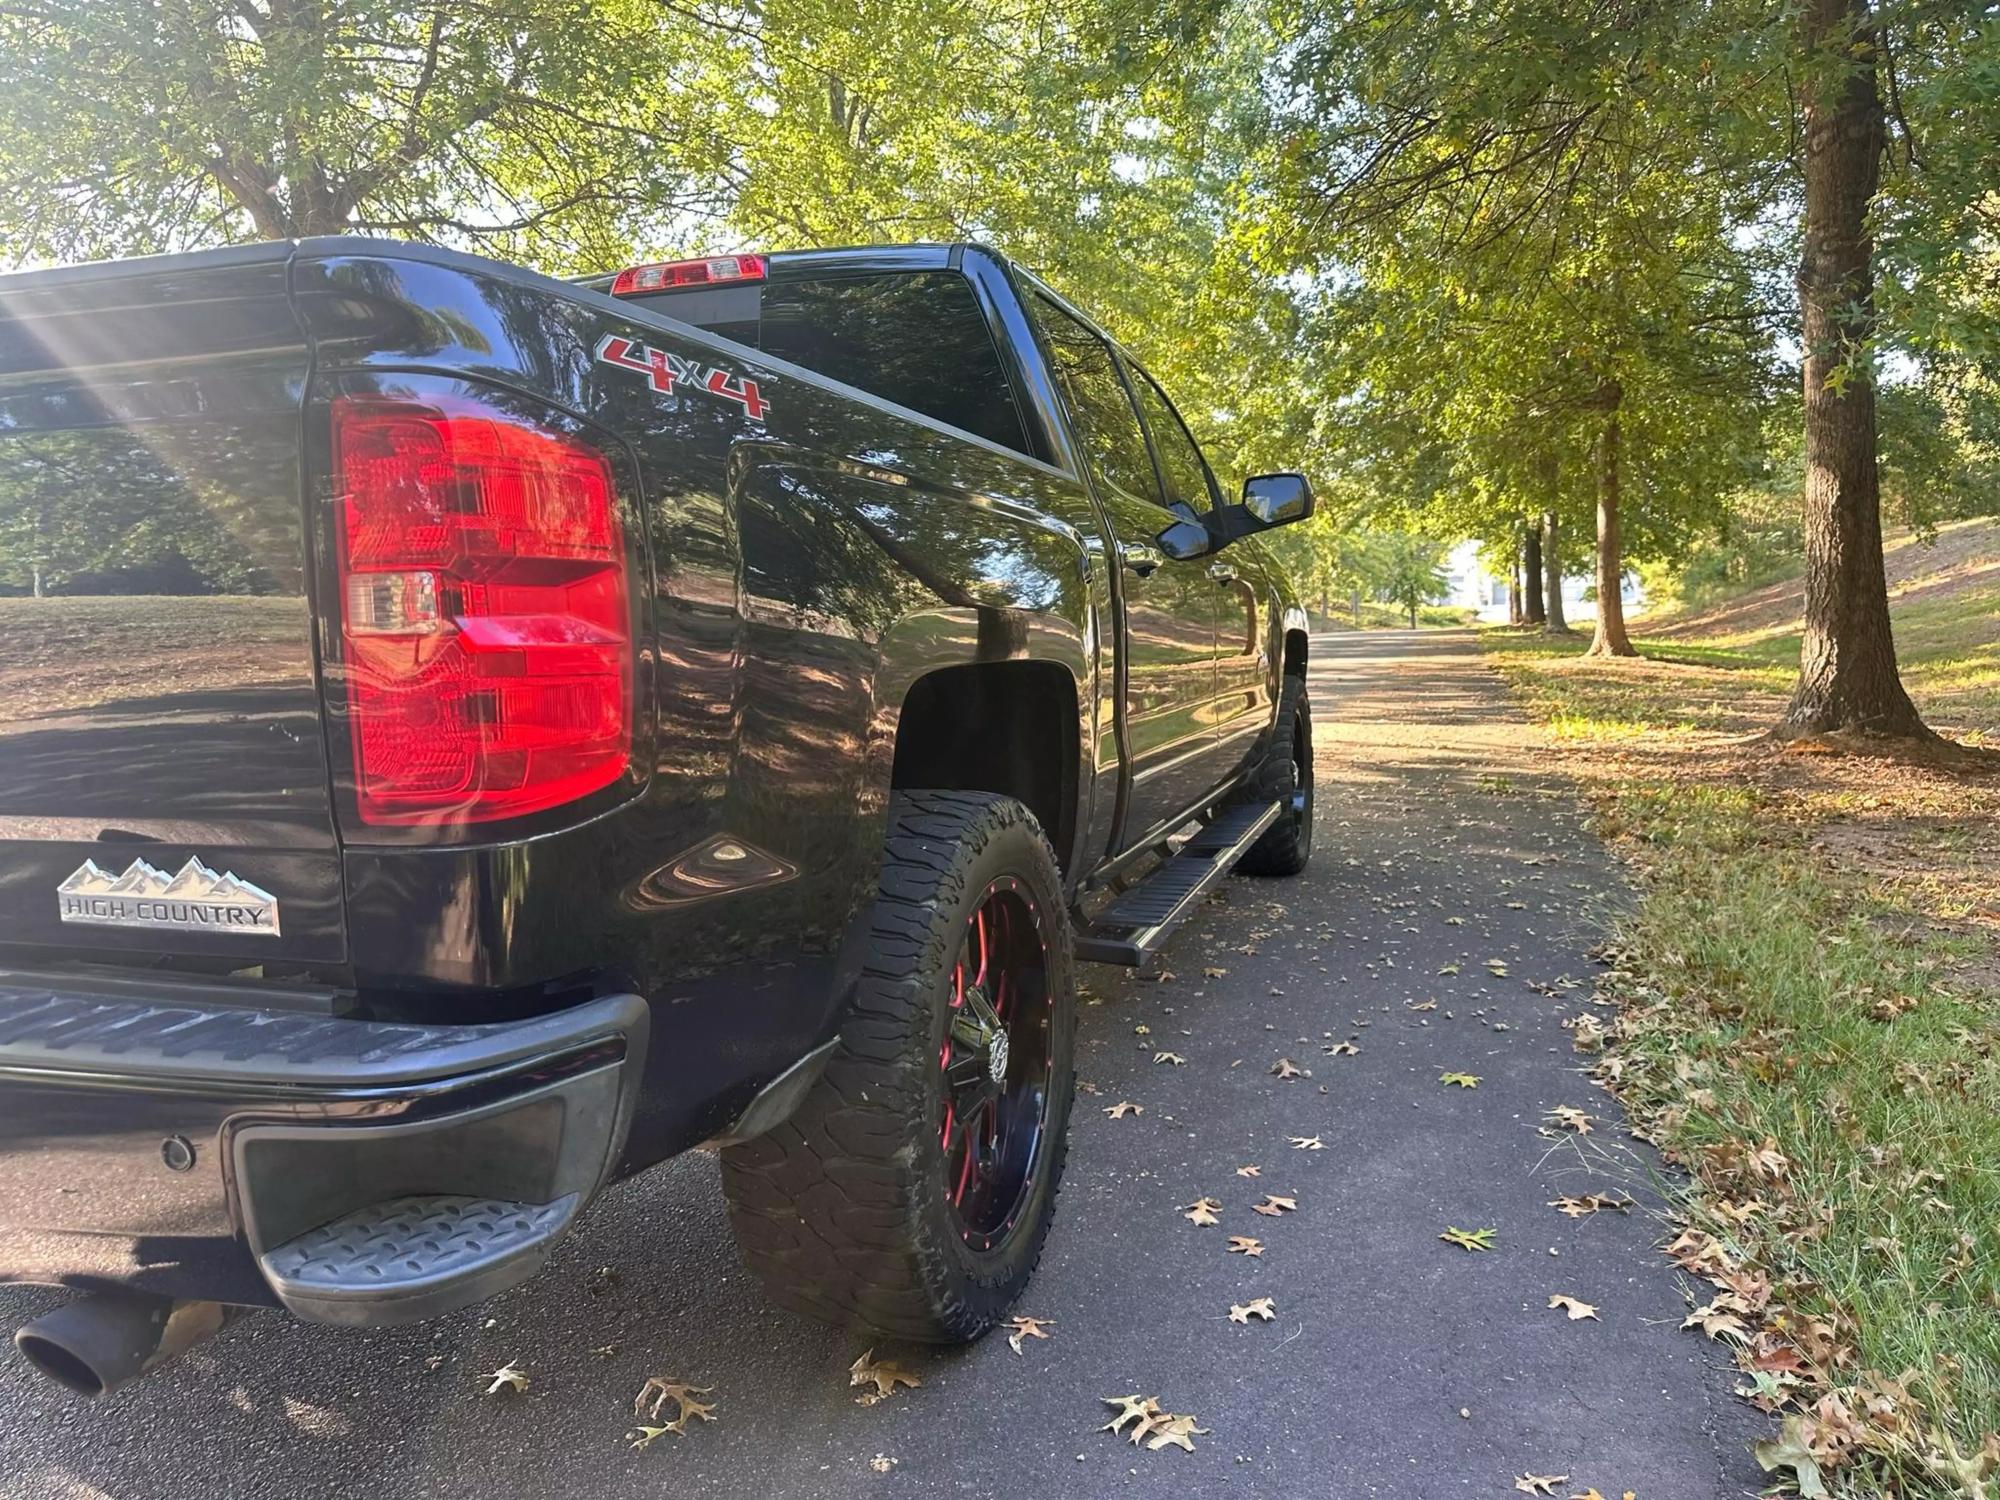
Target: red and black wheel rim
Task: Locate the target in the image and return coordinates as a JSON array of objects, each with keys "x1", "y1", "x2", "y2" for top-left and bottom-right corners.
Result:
[{"x1": 937, "y1": 876, "x2": 1053, "y2": 1251}]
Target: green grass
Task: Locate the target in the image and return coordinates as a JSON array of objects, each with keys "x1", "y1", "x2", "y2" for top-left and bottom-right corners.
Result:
[
  {"x1": 1482, "y1": 596, "x2": 2000, "y2": 1493},
  {"x1": 1630, "y1": 569, "x2": 2000, "y2": 736},
  {"x1": 1484, "y1": 629, "x2": 1794, "y2": 740},
  {"x1": 1487, "y1": 581, "x2": 2000, "y2": 741},
  {"x1": 1314, "y1": 600, "x2": 1477, "y2": 630},
  {"x1": 1599, "y1": 782, "x2": 2000, "y2": 1487}
]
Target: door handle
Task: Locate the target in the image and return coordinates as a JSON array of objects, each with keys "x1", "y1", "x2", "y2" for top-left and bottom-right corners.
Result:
[
  {"x1": 1207, "y1": 561, "x2": 1239, "y2": 584},
  {"x1": 1119, "y1": 542, "x2": 1163, "y2": 578}
]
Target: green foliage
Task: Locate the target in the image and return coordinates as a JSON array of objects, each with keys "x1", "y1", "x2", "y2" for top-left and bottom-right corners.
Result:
[
  {"x1": 0, "y1": 0, "x2": 1993, "y2": 636},
  {"x1": 0, "y1": 0, "x2": 742, "y2": 267},
  {"x1": 1257, "y1": 1, "x2": 1782, "y2": 573}
]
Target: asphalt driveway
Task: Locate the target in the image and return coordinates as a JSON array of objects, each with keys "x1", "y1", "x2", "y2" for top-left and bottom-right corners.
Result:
[{"x1": 0, "y1": 630, "x2": 1767, "y2": 1499}]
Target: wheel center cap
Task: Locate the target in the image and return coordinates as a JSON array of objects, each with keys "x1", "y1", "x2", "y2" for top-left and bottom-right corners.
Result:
[{"x1": 987, "y1": 1029, "x2": 1010, "y2": 1084}]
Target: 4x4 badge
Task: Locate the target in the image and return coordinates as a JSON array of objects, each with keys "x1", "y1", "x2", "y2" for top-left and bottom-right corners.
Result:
[
  {"x1": 57, "y1": 856, "x2": 281, "y2": 937},
  {"x1": 595, "y1": 334, "x2": 770, "y2": 420}
]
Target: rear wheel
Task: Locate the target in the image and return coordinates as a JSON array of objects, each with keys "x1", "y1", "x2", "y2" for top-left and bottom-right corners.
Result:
[
  {"x1": 1236, "y1": 673, "x2": 1313, "y2": 876},
  {"x1": 720, "y1": 791, "x2": 1075, "y2": 1341}
]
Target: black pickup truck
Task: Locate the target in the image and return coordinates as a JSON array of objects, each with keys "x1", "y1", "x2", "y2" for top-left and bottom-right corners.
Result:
[{"x1": 0, "y1": 238, "x2": 1315, "y2": 1397}]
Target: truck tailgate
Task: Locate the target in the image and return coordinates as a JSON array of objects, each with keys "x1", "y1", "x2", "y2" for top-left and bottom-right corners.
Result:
[{"x1": 0, "y1": 245, "x2": 345, "y2": 967}]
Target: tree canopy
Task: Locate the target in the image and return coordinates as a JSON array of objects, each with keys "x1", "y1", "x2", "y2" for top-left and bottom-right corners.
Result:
[{"x1": 0, "y1": 0, "x2": 1994, "y2": 735}]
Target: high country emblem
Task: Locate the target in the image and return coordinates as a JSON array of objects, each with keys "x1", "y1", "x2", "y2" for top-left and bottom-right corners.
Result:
[{"x1": 57, "y1": 857, "x2": 281, "y2": 937}]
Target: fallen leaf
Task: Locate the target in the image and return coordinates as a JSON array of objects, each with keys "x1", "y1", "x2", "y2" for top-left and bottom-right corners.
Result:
[
  {"x1": 1104, "y1": 1101, "x2": 1143, "y2": 1119},
  {"x1": 1202, "y1": 967, "x2": 1228, "y2": 979},
  {"x1": 1228, "y1": 1297, "x2": 1276, "y2": 1324},
  {"x1": 1183, "y1": 1197, "x2": 1222, "y2": 1227},
  {"x1": 1515, "y1": 1476, "x2": 1568, "y2": 1495},
  {"x1": 1005, "y1": 1315, "x2": 1054, "y2": 1355},
  {"x1": 849, "y1": 1350, "x2": 920, "y2": 1405},
  {"x1": 1547, "y1": 1194, "x2": 1632, "y2": 1218},
  {"x1": 1439, "y1": 964, "x2": 1462, "y2": 975},
  {"x1": 1736, "y1": 1368, "x2": 1802, "y2": 1411},
  {"x1": 1322, "y1": 1040, "x2": 1359, "y2": 1056},
  {"x1": 1145, "y1": 1414, "x2": 1209, "y2": 1452},
  {"x1": 1548, "y1": 1294, "x2": 1599, "y2": 1321},
  {"x1": 1440, "y1": 1226, "x2": 1495, "y2": 1251},
  {"x1": 1439, "y1": 1071, "x2": 1481, "y2": 1088},
  {"x1": 1235, "y1": 1164, "x2": 1262, "y2": 1178},
  {"x1": 1290, "y1": 1135, "x2": 1326, "y2": 1151},
  {"x1": 1100, "y1": 1394, "x2": 1159, "y2": 1438},
  {"x1": 1252, "y1": 1195, "x2": 1297, "y2": 1217},
  {"x1": 1870, "y1": 992, "x2": 1920, "y2": 1022},
  {"x1": 870, "y1": 1455, "x2": 897, "y2": 1473},
  {"x1": 1681, "y1": 1300, "x2": 1751, "y2": 1344},
  {"x1": 1270, "y1": 1058, "x2": 1304, "y2": 1080},
  {"x1": 627, "y1": 1425, "x2": 675, "y2": 1451},
  {"x1": 1407, "y1": 998, "x2": 1438, "y2": 1011},
  {"x1": 633, "y1": 1376, "x2": 717, "y2": 1433},
  {"x1": 1548, "y1": 1106, "x2": 1594, "y2": 1135},
  {"x1": 484, "y1": 1364, "x2": 529, "y2": 1396},
  {"x1": 1666, "y1": 1228, "x2": 1730, "y2": 1276},
  {"x1": 1754, "y1": 1414, "x2": 1829, "y2": 1498},
  {"x1": 1568, "y1": 1491, "x2": 1607, "y2": 1500},
  {"x1": 1745, "y1": 1333, "x2": 1810, "y2": 1375},
  {"x1": 1750, "y1": 1140, "x2": 1791, "y2": 1180},
  {"x1": 1154, "y1": 1049, "x2": 1188, "y2": 1066},
  {"x1": 1100, "y1": 1394, "x2": 1205, "y2": 1453},
  {"x1": 1227, "y1": 1236, "x2": 1264, "y2": 1256}
]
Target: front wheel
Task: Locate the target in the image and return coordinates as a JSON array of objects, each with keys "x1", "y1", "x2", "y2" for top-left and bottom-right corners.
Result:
[
  {"x1": 1236, "y1": 673, "x2": 1313, "y2": 876},
  {"x1": 720, "y1": 791, "x2": 1075, "y2": 1342}
]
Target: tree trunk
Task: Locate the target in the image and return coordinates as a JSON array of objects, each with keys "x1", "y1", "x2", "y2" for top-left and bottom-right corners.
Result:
[
  {"x1": 1587, "y1": 390, "x2": 1636, "y2": 658},
  {"x1": 1350, "y1": 587, "x2": 1362, "y2": 627},
  {"x1": 1522, "y1": 521, "x2": 1546, "y2": 625},
  {"x1": 1541, "y1": 509, "x2": 1568, "y2": 633},
  {"x1": 1507, "y1": 554, "x2": 1523, "y2": 624},
  {"x1": 1407, "y1": 595, "x2": 1418, "y2": 628},
  {"x1": 1780, "y1": 0, "x2": 1930, "y2": 738}
]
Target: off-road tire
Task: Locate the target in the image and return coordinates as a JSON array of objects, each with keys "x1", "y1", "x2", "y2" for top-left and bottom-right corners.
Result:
[
  {"x1": 1235, "y1": 673, "x2": 1313, "y2": 876},
  {"x1": 719, "y1": 791, "x2": 1075, "y2": 1342}
]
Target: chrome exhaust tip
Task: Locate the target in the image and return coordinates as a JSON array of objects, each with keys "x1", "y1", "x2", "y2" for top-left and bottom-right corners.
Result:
[{"x1": 14, "y1": 1292, "x2": 239, "y2": 1398}]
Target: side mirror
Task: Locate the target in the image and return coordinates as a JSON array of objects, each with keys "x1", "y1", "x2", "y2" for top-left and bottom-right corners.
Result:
[
  {"x1": 1210, "y1": 472, "x2": 1315, "y2": 548},
  {"x1": 1242, "y1": 472, "x2": 1314, "y2": 526},
  {"x1": 1155, "y1": 499, "x2": 1217, "y2": 561}
]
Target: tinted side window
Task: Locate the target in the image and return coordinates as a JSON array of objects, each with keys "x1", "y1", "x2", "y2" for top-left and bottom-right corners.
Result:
[
  {"x1": 756, "y1": 272, "x2": 1031, "y2": 455},
  {"x1": 1131, "y1": 367, "x2": 1217, "y2": 513},
  {"x1": 1029, "y1": 292, "x2": 1162, "y2": 506}
]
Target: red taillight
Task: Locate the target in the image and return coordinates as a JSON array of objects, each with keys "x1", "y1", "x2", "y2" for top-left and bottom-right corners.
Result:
[
  {"x1": 330, "y1": 394, "x2": 631, "y2": 826},
  {"x1": 609, "y1": 255, "x2": 766, "y2": 296}
]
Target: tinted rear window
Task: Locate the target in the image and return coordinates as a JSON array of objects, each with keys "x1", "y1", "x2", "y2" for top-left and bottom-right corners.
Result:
[
  {"x1": 628, "y1": 269, "x2": 1032, "y2": 456},
  {"x1": 757, "y1": 272, "x2": 1031, "y2": 455}
]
